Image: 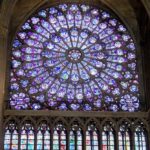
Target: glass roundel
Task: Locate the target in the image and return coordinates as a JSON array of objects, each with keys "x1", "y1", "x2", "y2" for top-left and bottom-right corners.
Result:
[{"x1": 9, "y1": 3, "x2": 140, "y2": 111}]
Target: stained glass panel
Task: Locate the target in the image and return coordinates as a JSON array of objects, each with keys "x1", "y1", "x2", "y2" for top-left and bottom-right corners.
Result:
[
  {"x1": 9, "y1": 3, "x2": 140, "y2": 111},
  {"x1": 53, "y1": 124, "x2": 66, "y2": 150},
  {"x1": 118, "y1": 124, "x2": 131, "y2": 150},
  {"x1": 20, "y1": 124, "x2": 34, "y2": 150},
  {"x1": 4, "y1": 122, "x2": 149, "y2": 150},
  {"x1": 4, "y1": 123, "x2": 18, "y2": 150},
  {"x1": 4, "y1": 130, "x2": 11, "y2": 150},
  {"x1": 69, "y1": 131, "x2": 75, "y2": 150},
  {"x1": 53, "y1": 131, "x2": 59, "y2": 150},
  {"x1": 86, "y1": 125, "x2": 98, "y2": 150},
  {"x1": 134, "y1": 125, "x2": 147, "y2": 150},
  {"x1": 37, "y1": 124, "x2": 50, "y2": 150},
  {"x1": 77, "y1": 130, "x2": 82, "y2": 150},
  {"x1": 102, "y1": 124, "x2": 114, "y2": 150},
  {"x1": 69, "y1": 124, "x2": 82, "y2": 150}
]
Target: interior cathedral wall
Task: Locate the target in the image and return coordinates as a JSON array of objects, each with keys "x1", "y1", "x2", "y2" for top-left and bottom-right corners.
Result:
[{"x1": 0, "y1": 0, "x2": 150, "y2": 149}]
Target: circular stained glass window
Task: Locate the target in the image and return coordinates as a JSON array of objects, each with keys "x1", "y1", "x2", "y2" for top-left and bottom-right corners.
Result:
[{"x1": 9, "y1": 3, "x2": 140, "y2": 111}]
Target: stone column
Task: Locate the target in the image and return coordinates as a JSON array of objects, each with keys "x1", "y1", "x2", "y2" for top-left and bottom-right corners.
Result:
[{"x1": 0, "y1": 25, "x2": 8, "y2": 150}]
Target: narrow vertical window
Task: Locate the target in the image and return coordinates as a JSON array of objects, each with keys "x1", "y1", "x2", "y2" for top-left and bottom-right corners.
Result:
[
  {"x1": 86, "y1": 124, "x2": 98, "y2": 150},
  {"x1": 118, "y1": 124, "x2": 131, "y2": 150},
  {"x1": 53, "y1": 124, "x2": 66, "y2": 150},
  {"x1": 134, "y1": 125, "x2": 147, "y2": 150},
  {"x1": 70, "y1": 131, "x2": 75, "y2": 150},
  {"x1": 37, "y1": 123, "x2": 50, "y2": 150},
  {"x1": 20, "y1": 123, "x2": 34, "y2": 150},
  {"x1": 77, "y1": 130, "x2": 82, "y2": 150},
  {"x1": 4, "y1": 123, "x2": 18, "y2": 150},
  {"x1": 69, "y1": 124, "x2": 83, "y2": 150},
  {"x1": 53, "y1": 130, "x2": 59, "y2": 149},
  {"x1": 102, "y1": 124, "x2": 115, "y2": 150}
]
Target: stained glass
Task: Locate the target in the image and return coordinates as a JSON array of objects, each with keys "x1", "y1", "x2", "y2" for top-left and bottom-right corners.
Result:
[
  {"x1": 118, "y1": 124, "x2": 131, "y2": 150},
  {"x1": 69, "y1": 131, "x2": 75, "y2": 150},
  {"x1": 9, "y1": 3, "x2": 140, "y2": 111},
  {"x1": 69, "y1": 124, "x2": 82, "y2": 150},
  {"x1": 102, "y1": 124, "x2": 114, "y2": 150},
  {"x1": 77, "y1": 130, "x2": 82, "y2": 150},
  {"x1": 4, "y1": 122, "x2": 148, "y2": 150},
  {"x1": 53, "y1": 124, "x2": 66, "y2": 150},
  {"x1": 86, "y1": 125, "x2": 98, "y2": 150},
  {"x1": 4, "y1": 123, "x2": 18, "y2": 150},
  {"x1": 37, "y1": 124, "x2": 50, "y2": 150},
  {"x1": 20, "y1": 124, "x2": 34, "y2": 150},
  {"x1": 134, "y1": 125, "x2": 147, "y2": 150}
]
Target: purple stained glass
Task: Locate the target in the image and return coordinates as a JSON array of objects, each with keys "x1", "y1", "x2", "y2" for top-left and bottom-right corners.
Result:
[{"x1": 9, "y1": 3, "x2": 140, "y2": 111}]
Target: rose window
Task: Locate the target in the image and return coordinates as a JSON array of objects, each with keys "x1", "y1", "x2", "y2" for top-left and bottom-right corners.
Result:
[{"x1": 9, "y1": 4, "x2": 140, "y2": 111}]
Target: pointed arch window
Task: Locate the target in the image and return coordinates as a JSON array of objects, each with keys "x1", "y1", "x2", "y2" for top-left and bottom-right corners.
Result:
[
  {"x1": 20, "y1": 123, "x2": 34, "y2": 150},
  {"x1": 118, "y1": 123, "x2": 131, "y2": 150},
  {"x1": 37, "y1": 123, "x2": 50, "y2": 150},
  {"x1": 4, "y1": 123, "x2": 18, "y2": 150},
  {"x1": 53, "y1": 124, "x2": 66, "y2": 150},
  {"x1": 69, "y1": 124, "x2": 83, "y2": 150},
  {"x1": 134, "y1": 125, "x2": 147, "y2": 150},
  {"x1": 86, "y1": 124, "x2": 99, "y2": 150},
  {"x1": 102, "y1": 123, "x2": 115, "y2": 150}
]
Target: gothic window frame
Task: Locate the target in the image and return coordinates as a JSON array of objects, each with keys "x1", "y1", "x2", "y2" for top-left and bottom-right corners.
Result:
[
  {"x1": 6, "y1": 1, "x2": 143, "y2": 112},
  {"x1": 118, "y1": 122, "x2": 131, "y2": 150},
  {"x1": 1, "y1": 1, "x2": 150, "y2": 150},
  {"x1": 86, "y1": 123, "x2": 99, "y2": 150},
  {"x1": 102, "y1": 121, "x2": 115, "y2": 150},
  {"x1": 69, "y1": 123, "x2": 83, "y2": 150},
  {"x1": 36, "y1": 122, "x2": 51, "y2": 150},
  {"x1": 20, "y1": 122, "x2": 35, "y2": 150},
  {"x1": 134, "y1": 122, "x2": 148, "y2": 150},
  {"x1": 4, "y1": 121, "x2": 19, "y2": 150}
]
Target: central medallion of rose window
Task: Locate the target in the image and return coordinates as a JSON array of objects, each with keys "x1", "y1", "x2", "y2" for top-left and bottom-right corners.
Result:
[{"x1": 67, "y1": 49, "x2": 83, "y2": 62}]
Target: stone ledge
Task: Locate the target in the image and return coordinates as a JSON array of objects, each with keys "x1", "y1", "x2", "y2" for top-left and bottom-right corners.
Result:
[{"x1": 4, "y1": 110, "x2": 149, "y2": 118}]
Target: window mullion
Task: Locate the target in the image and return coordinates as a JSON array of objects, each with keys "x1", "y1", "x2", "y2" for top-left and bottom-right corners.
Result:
[
  {"x1": 50, "y1": 129, "x2": 53, "y2": 150},
  {"x1": 83, "y1": 129, "x2": 86, "y2": 150}
]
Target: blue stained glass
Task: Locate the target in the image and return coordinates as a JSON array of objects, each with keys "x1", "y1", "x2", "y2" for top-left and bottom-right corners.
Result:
[{"x1": 9, "y1": 3, "x2": 140, "y2": 111}]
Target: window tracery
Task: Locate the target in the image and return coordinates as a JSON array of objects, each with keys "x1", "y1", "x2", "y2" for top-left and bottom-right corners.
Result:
[
  {"x1": 86, "y1": 124, "x2": 99, "y2": 150},
  {"x1": 3, "y1": 1, "x2": 149, "y2": 150},
  {"x1": 118, "y1": 123, "x2": 131, "y2": 150},
  {"x1": 70, "y1": 124, "x2": 83, "y2": 150},
  {"x1": 134, "y1": 124, "x2": 147, "y2": 150},
  {"x1": 4, "y1": 123, "x2": 18, "y2": 150},
  {"x1": 9, "y1": 3, "x2": 140, "y2": 111},
  {"x1": 3, "y1": 118, "x2": 149, "y2": 150},
  {"x1": 53, "y1": 123, "x2": 66, "y2": 150},
  {"x1": 102, "y1": 123, "x2": 115, "y2": 150},
  {"x1": 20, "y1": 123, "x2": 34, "y2": 150},
  {"x1": 37, "y1": 123, "x2": 50, "y2": 150}
]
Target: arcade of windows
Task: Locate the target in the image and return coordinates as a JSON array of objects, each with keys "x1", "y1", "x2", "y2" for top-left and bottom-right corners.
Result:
[
  {"x1": 4, "y1": 120, "x2": 147, "y2": 150},
  {"x1": 3, "y1": 2, "x2": 149, "y2": 150}
]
